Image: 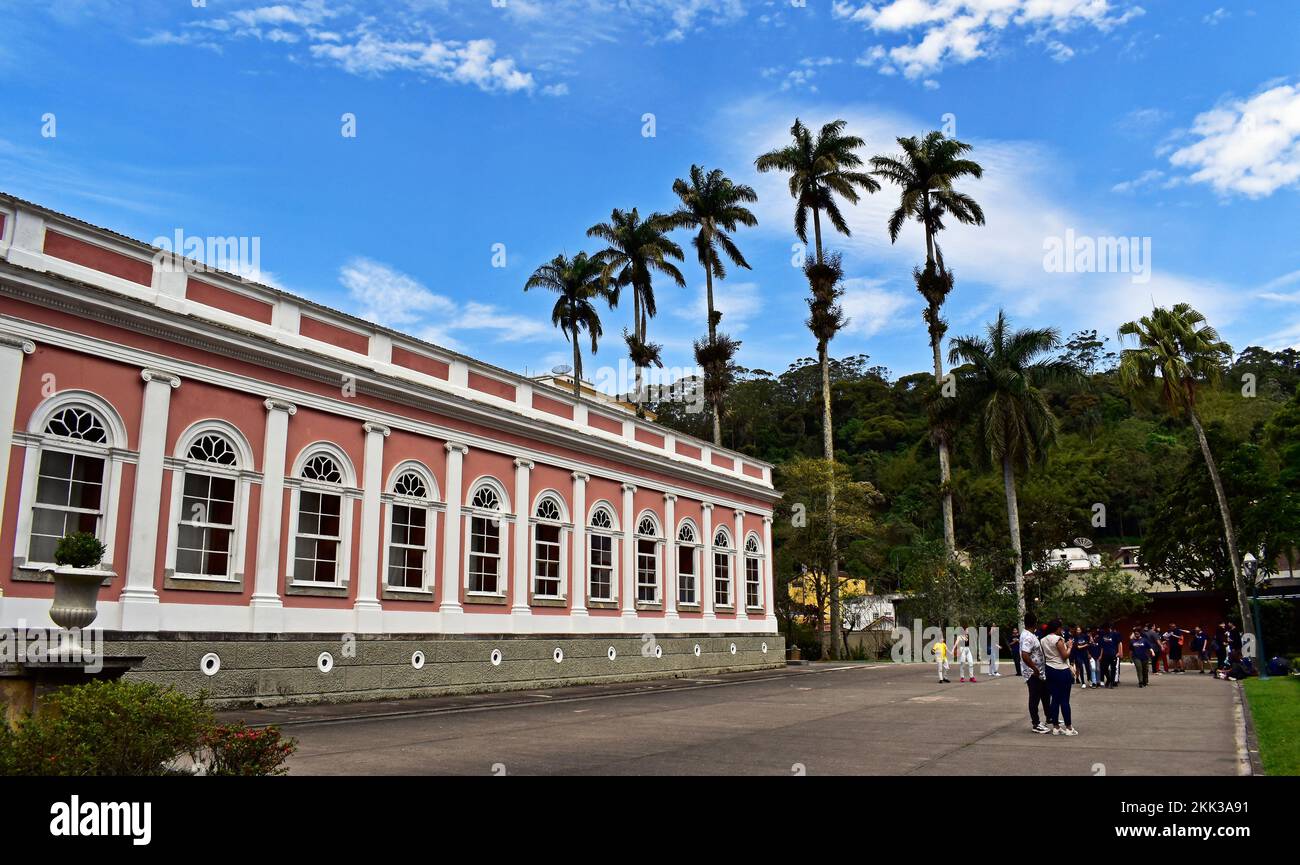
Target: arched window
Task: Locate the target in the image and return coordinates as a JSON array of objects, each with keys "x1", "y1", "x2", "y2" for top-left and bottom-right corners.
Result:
[
  {"x1": 587, "y1": 503, "x2": 617, "y2": 602},
  {"x1": 467, "y1": 480, "x2": 506, "y2": 595},
  {"x1": 676, "y1": 519, "x2": 700, "y2": 606},
  {"x1": 387, "y1": 468, "x2": 434, "y2": 591},
  {"x1": 26, "y1": 404, "x2": 115, "y2": 565},
  {"x1": 744, "y1": 533, "x2": 763, "y2": 609},
  {"x1": 713, "y1": 527, "x2": 732, "y2": 608},
  {"x1": 290, "y1": 447, "x2": 355, "y2": 586},
  {"x1": 174, "y1": 432, "x2": 240, "y2": 579},
  {"x1": 532, "y1": 495, "x2": 565, "y2": 598},
  {"x1": 636, "y1": 513, "x2": 660, "y2": 604}
]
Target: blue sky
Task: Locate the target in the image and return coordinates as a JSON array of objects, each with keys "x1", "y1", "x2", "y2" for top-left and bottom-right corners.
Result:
[{"x1": 2, "y1": 0, "x2": 1298, "y2": 382}]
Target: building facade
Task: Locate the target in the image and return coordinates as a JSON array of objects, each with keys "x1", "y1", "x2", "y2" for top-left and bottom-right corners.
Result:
[{"x1": 0, "y1": 195, "x2": 783, "y2": 704}]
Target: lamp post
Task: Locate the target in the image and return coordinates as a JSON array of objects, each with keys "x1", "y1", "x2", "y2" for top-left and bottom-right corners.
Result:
[{"x1": 1243, "y1": 553, "x2": 1268, "y2": 681}]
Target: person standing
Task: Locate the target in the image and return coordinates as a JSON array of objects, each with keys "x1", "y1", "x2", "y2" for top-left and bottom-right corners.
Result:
[
  {"x1": 1129, "y1": 629, "x2": 1152, "y2": 687},
  {"x1": 1087, "y1": 627, "x2": 1102, "y2": 687},
  {"x1": 934, "y1": 633, "x2": 951, "y2": 683},
  {"x1": 954, "y1": 626, "x2": 977, "y2": 683},
  {"x1": 1143, "y1": 624, "x2": 1164, "y2": 675},
  {"x1": 1070, "y1": 626, "x2": 1091, "y2": 688},
  {"x1": 1098, "y1": 624, "x2": 1119, "y2": 688},
  {"x1": 1020, "y1": 615, "x2": 1051, "y2": 734},
  {"x1": 1041, "y1": 620, "x2": 1079, "y2": 735},
  {"x1": 986, "y1": 626, "x2": 1001, "y2": 677},
  {"x1": 1165, "y1": 623, "x2": 1185, "y2": 673},
  {"x1": 1009, "y1": 628, "x2": 1022, "y2": 677},
  {"x1": 1191, "y1": 626, "x2": 1209, "y2": 674},
  {"x1": 1214, "y1": 623, "x2": 1229, "y2": 670}
]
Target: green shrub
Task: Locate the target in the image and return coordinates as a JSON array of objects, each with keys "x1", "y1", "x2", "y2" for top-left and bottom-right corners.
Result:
[
  {"x1": 53, "y1": 532, "x2": 107, "y2": 569},
  {"x1": 1, "y1": 679, "x2": 210, "y2": 776},
  {"x1": 203, "y1": 722, "x2": 296, "y2": 776}
]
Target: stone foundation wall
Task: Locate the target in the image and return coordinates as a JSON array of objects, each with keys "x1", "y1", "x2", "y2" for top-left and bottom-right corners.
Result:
[{"x1": 99, "y1": 632, "x2": 786, "y2": 708}]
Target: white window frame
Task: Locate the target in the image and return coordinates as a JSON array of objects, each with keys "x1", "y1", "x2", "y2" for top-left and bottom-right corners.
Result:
[
  {"x1": 12, "y1": 390, "x2": 129, "y2": 575},
  {"x1": 713, "y1": 526, "x2": 733, "y2": 609},
  {"x1": 285, "y1": 443, "x2": 358, "y2": 587},
  {"x1": 463, "y1": 477, "x2": 510, "y2": 598},
  {"x1": 586, "y1": 500, "x2": 619, "y2": 603},
  {"x1": 676, "y1": 518, "x2": 701, "y2": 607},
  {"x1": 380, "y1": 460, "x2": 442, "y2": 594},
  {"x1": 635, "y1": 510, "x2": 661, "y2": 604},
  {"x1": 530, "y1": 491, "x2": 569, "y2": 601},
  {"x1": 744, "y1": 532, "x2": 763, "y2": 610},
  {"x1": 163, "y1": 420, "x2": 257, "y2": 586}
]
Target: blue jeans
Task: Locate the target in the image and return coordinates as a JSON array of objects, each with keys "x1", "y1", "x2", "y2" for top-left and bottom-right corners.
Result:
[{"x1": 1046, "y1": 666, "x2": 1073, "y2": 728}]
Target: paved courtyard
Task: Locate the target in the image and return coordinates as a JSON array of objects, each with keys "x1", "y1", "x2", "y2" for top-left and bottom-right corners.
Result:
[{"x1": 223, "y1": 661, "x2": 1248, "y2": 776}]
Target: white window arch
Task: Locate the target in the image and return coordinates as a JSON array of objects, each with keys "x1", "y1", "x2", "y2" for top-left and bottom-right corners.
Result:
[
  {"x1": 382, "y1": 461, "x2": 442, "y2": 594},
  {"x1": 14, "y1": 390, "x2": 129, "y2": 575},
  {"x1": 744, "y1": 532, "x2": 763, "y2": 609},
  {"x1": 676, "y1": 518, "x2": 701, "y2": 606},
  {"x1": 287, "y1": 443, "x2": 358, "y2": 587},
  {"x1": 465, "y1": 477, "x2": 510, "y2": 596},
  {"x1": 164, "y1": 420, "x2": 256, "y2": 587},
  {"x1": 635, "y1": 510, "x2": 661, "y2": 604},
  {"x1": 713, "y1": 526, "x2": 733, "y2": 608},
  {"x1": 531, "y1": 491, "x2": 569, "y2": 600},
  {"x1": 586, "y1": 501, "x2": 619, "y2": 603}
]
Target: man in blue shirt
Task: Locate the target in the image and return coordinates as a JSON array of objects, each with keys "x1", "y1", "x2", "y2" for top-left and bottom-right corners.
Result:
[
  {"x1": 1191, "y1": 626, "x2": 1209, "y2": 674},
  {"x1": 1129, "y1": 630, "x2": 1152, "y2": 687},
  {"x1": 1098, "y1": 624, "x2": 1119, "y2": 688}
]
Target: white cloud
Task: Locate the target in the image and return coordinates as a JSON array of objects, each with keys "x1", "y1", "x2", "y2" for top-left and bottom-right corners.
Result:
[
  {"x1": 672, "y1": 280, "x2": 763, "y2": 333},
  {"x1": 311, "y1": 34, "x2": 535, "y2": 92},
  {"x1": 1167, "y1": 82, "x2": 1300, "y2": 198},
  {"x1": 1110, "y1": 168, "x2": 1165, "y2": 194},
  {"x1": 340, "y1": 257, "x2": 550, "y2": 349},
  {"x1": 835, "y1": 0, "x2": 1143, "y2": 79},
  {"x1": 840, "y1": 278, "x2": 911, "y2": 337}
]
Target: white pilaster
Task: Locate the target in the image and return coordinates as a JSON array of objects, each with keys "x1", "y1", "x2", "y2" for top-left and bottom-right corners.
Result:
[
  {"x1": 620, "y1": 483, "x2": 637, "y2": 622},
  {"x1": 570, "y1": 472, "x2": 589, "y2": 621},
  {"x1": 119, "y1": 369, "x2": 181, "y2": 630},
  {"x1": 762, "y1": 515, "x2": 775, "y2": 622},
  {"x1": 440, "y1": 442, "x2": 468, "y2": 628},
  {"x1": 0, "y1": 336, "x2": 35, "y2": 557},
  {"x1": 250, "y1": 398, "x2": 295, "y2": 632},
  {"x1": 734, "y1": 509, "x2": 748, "y2": 621},
  {"x1": 511, "y1": 458, "x2": 534, "y2": 618},
  {"x1": 663, "y1": 493, "x2": 678, "y2": 621},
  {"x1": 354, "y1": 421, "x2": 390, "y2": 633},
  {"x1": 701, "y1": 502, "x2": 715, "y2": 622}
]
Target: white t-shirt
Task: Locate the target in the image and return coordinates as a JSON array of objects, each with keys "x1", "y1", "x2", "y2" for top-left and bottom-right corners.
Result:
[
  {"x1": 1020, "y1": 630, "x2": 1044, "y2": 680},
  {"x1": 1042, "y1": 633, "x2": 1070, "y2": 670}
]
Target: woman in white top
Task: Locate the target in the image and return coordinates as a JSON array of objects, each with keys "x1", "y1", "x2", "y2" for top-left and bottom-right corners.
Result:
[
  {"x1": 1041, "y1": 619, "x2": 1079, "y2": 736},
  {"x1": 953, "y1": 626, "x2": 977, "y2": 682}
]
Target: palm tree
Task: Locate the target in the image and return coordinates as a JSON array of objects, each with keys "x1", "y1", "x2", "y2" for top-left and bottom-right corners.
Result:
[
  {"x1": 586, "y1": 208, "x2": 685, "y2": 416},
  {"x1": 945, "y1": 311, "x2": 1074, "y2": 628},
  {"x1": 669, "y1": 165, "x2": 758, "y2": 444},
  {"x1": 755, "y1": 119, "x2": 879, "y2": 264},
  {"x1": 1117, "y1": 304, "x2": 1254, "y2": 640},
  {"x1": 756, "y1": 118, "x2": 878, "y2": 658},
  {"x1": 524, "y1": 252, "x2": 616, "y2": 399},
  {"x1": 872, "y1": 131, "x2": 985, "y2": 557}
]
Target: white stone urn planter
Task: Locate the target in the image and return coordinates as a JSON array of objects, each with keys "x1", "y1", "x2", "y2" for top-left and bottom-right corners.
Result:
[{"x1": 44, "y1": 566, "x2": 113, "y2": 631}]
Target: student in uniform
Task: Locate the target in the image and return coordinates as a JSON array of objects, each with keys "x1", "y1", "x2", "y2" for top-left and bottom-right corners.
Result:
[
  {"x1": 1098, "y1": 624, "x2": 1119, "y2": 688},
  {"x1": 1214, "y1": 622, "x2": 1230, "y2": 670},
  {"x1": 1143, "y1": 624, "x2": 1164, "y2": 675},
  {"x1": 1129, "y1": 629, "x2": 1152, "y2": 687},
  {"x1": 953, "y1": 626, "x2": 977, "y2": 683},
  {"x1": 1165, "y1": 623, "x2": 1185, "y2": 673},
  {"x1": 1009, "y1": 628, "x2": 1022, "y2": 677},
  {"x1": 1041, "y1": 619, "x2": 1079, "y2": 736},
  {"x1": 1087, "y1": 628, "x2": 1102, "y2": 687},
  {"x1": 986, "y1": 627, "x2": 1001, "y2": 677},
  {"x1": 1070, "y1": 626, "x2": 1091, "y2": 688},
  {"x1": 1191, "y1": 626, "x2": 1209, "y2": 674}
]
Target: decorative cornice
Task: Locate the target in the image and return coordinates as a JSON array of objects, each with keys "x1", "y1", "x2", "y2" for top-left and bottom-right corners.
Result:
[
  {"x1": 264, "y1": 398, "x2": 297, "y2": 415},
  {"x1": 140, "y1": 368, "x2": 181, "y2": 388},
  {"x1": 363, "y1": 422, "x2": 391, "y2": 437}
]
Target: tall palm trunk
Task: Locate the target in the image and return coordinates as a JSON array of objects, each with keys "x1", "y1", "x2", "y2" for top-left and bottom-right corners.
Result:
[
  {"x1": 632, "y1": 286, "x2": 644, "y2": 415},
  {"x1": 571, "y1": 327, "x2": 582, "y2": 400},
  {"x1": 1002, "y1": 457, "x2": 1026, "y2": 628},
  {"x1": 705, "y1": 256, "x2": 723, "y2": 445},
  {"x1": 924, "y1": 221, "x2": 957, "y2": 556},
  {"x1": 1188, "y1": 410, "x2": 1256, "y2": 638},
  {"x1": 810, "y1": 204, "x2": 839, "y2": 658}
]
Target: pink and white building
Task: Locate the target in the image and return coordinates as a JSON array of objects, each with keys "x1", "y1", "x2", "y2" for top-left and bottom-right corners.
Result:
[{"x1": 0, "y1": 195, "x2": 782, "y2": 700}]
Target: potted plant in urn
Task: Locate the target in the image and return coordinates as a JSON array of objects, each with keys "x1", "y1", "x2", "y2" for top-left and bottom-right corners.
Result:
[{"x1": 45, "y1": 532, "x2": 111, "y2": 638}]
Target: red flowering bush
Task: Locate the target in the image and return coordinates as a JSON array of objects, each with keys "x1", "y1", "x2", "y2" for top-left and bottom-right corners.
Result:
[{"x1": 202, "y1": 722, "x2": 295, "y2": 776}]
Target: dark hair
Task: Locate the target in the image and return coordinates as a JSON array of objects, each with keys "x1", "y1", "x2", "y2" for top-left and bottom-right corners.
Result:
[
  {"x1": 1024, "y1": 613, "x2": 1038, "y2": 628},
  {"x1": 1048, "y1": 618, "x2": 1063, "y2": 633}
]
